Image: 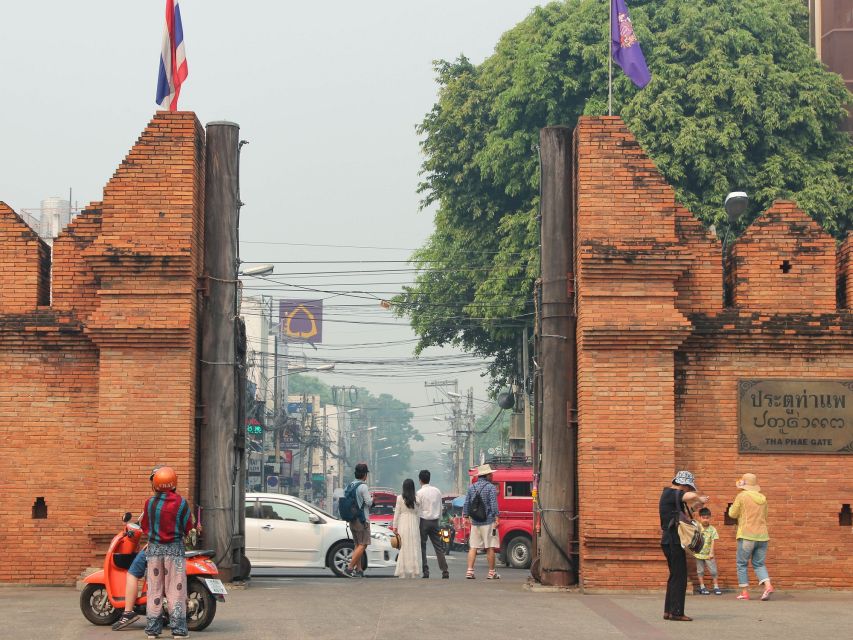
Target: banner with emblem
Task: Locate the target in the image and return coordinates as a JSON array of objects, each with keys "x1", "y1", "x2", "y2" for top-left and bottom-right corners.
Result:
[{"x1": 279, "y1": 299, "x2": 323, "y2": 344}]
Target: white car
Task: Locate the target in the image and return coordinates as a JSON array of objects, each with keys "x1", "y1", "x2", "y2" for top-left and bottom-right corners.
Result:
[{"x1": 244, "y1": 492, "x2": 397, "y2": 577}]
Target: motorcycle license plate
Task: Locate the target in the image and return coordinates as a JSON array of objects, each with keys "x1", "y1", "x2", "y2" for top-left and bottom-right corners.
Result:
[{"x1": 204, "y1": 578, "x2": 228, "y2": 595}]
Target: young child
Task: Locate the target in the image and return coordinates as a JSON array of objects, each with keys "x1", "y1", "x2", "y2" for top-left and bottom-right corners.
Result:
[
  {"x1": 141, "y1": 466, "x2": 193, "y2": 639},
  {"x1": 695, "y1": 507, "x2": 721, "y2": 595}
]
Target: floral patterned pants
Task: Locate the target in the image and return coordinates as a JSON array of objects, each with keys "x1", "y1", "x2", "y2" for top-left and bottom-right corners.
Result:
[{"x1": 144, "y1": 550, "x2": 188, "y2": 636}]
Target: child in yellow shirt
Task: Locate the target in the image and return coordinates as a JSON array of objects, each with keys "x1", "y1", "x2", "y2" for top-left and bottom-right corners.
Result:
[{"x1": 695, "y1": 507, "x2": 722, "y2": 595}]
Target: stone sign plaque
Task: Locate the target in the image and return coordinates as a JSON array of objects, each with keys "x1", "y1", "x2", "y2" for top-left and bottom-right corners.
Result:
[{"x1": 739, "y1": 379, "x2": 853, "y2": 454}]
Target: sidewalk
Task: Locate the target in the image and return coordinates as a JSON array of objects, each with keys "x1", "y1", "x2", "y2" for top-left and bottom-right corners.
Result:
[{"x1": 2, "y1": 566, "x2": 851, "y2": 639}]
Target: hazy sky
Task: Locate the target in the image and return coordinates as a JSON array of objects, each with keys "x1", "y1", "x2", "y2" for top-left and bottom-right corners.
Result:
[{"x1": 1, "y1": 1, "x2": 546, "y2": 450}]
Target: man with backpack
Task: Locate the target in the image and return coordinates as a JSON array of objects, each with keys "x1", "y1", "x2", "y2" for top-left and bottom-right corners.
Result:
[
  {"x1": 340, "y1": 463, "x2": 373, "y2": 578},
  {"x1": 463, "y1": 463, "x2": 500, "y2": 580}
]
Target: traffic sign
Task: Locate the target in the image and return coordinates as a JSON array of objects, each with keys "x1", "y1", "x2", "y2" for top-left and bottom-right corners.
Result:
[{"x1": 267, "y1": 475, "x2": 279, "y2": 488}]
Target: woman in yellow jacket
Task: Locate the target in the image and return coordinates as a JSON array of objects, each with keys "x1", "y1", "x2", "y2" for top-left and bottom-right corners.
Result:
[{"x1": 728, "y1": 473, "x2": 775, "y2": 601}]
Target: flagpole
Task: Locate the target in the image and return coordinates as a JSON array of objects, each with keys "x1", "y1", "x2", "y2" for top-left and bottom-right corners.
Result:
[{"x1": 608, "y1": 0, "x2": 613, "y2": 116}]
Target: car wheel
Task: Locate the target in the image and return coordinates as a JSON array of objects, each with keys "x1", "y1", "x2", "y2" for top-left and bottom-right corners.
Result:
[
  {"x1": 79, "y1": 583, "x2": 121, "y2": 626},
  {"x1": 328, "y1": 541, "x2": 367, "y2": 576},
  {"x1": 507, "y1": 535, "x2": 532, "y2": 569}
]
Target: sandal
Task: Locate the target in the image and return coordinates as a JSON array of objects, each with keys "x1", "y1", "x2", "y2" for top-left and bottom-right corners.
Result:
[
  {"x1": 487, "y1": 570, "x2": 501, "y2": 580},
  {"x1": 761, "y1": 586, "x2": 775, "y2": 601},
  {"x1": 466, "y1": 570, "x2": 475, "y2": 579}
]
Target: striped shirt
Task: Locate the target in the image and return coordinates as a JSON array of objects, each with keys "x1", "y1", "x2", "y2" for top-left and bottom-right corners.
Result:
[{"x1": 141, "y1": 490, "x2": 192, "y2": 545}]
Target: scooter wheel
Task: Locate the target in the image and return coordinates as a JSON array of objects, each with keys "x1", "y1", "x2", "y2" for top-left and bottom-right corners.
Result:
[
  {"x1": 186, "y1": 578, "x2": 217, "y2": 632},
  {"x1": 80, "y1": 583, "x2": 121, "y2": 626}
]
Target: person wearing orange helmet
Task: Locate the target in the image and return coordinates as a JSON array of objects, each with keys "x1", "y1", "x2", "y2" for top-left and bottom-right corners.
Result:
[{"x1": 140, "y1": 466, "x2": 193, "y2": 639}]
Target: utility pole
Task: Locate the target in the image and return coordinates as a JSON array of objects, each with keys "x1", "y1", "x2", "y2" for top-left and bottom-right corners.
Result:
[
  {"x1": 466, "y1": 388, "x2": 475, "y2": 472},
  {"x1": 523, "y1": 327, "x2": 532, "y2": 458},
  {"x1": 296, "y1": 393, "x2": 309, "y2": 500},
  {"x1": 426, "y1": 379, "x2": 462, "y2": 492},
  {"x1": 537, "y1": 126, "x2": 577, "y2": 587},
  {"x1": 200, "y1": 121, "x2": 244, "y2": 582}
]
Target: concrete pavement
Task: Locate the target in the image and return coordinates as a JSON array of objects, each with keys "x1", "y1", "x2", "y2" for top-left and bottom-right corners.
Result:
[{"x1": 2, "y1": 557, "x2": 852, "y2": 639}]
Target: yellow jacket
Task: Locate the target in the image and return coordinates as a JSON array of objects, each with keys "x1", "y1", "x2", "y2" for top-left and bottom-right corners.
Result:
[{"x1": 728, "y1": 490, "x2": 769, "y2": 541}]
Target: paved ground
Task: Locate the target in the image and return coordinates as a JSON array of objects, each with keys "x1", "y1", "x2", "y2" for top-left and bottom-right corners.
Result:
[{"x1": 3, "y1": 554, "x2": 852, "y2": 639}]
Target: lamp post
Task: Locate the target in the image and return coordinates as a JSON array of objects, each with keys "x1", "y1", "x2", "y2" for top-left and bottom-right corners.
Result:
[{"x1": 723, "y1": 191, "x2": 748, "y2": 303}]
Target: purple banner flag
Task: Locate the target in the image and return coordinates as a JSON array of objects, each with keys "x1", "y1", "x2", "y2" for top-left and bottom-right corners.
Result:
[
  {"x1": 611, "y1": 0, "x2": 651, "y2": 88},
  {"x1": 279, "y1": 299, "x2": 323, "y2": 344}
]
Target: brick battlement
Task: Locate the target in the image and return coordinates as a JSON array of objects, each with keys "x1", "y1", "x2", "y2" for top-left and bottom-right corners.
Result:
[
  {"x1": 0, "y1": 112, "x2": 204, "y2": 584},
  {"x1": 573, "y1": 116, "x2": 853, "y2": 591}
]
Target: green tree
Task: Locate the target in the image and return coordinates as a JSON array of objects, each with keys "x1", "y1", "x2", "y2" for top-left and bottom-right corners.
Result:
[
  {"x1": 395, "y1": 0, "x2": 852, "y2": 384},
  {"x1": 287, "y1": 376, "x2": 423, "y2": 488}
]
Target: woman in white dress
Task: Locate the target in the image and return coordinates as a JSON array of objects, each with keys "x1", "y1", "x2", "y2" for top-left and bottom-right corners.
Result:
[{"x1": 392, "y1": 478, "x2": 422, "y2": 578}]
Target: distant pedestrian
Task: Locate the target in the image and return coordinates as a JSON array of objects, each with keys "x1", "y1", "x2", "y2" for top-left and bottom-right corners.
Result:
[
  {"x1": 392, "y1": 478, "x2": 422, "y2": 578},
  {"x1": 343, "y1": 463, "x2": 373, "y2": 578},
  {"x1": 694, "y1": 507, "x2": 721, "y2": 595},
  {"x1": 416, "y1": 469, "x2": 449, "y2": 579},
  {"x1": 141, "y1": 466, "x2": 193, "y2": 639},
  {"x1": 728, "y1": 473, "x2": 774, "y2": 600},
  {"x1": 659, "y1": 470, "x2": 709, "y2": 622},
  {"x1": 463, "y1": 464, "x2": 500, "y2": 580}
]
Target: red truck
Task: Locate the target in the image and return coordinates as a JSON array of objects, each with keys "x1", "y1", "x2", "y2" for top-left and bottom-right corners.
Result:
[
  {"x1": 464, "y1": 461, "x2": 534, "y2": 569},
  {"x1": 368, "y1": 487, "x2": 397, "y2": 527}
]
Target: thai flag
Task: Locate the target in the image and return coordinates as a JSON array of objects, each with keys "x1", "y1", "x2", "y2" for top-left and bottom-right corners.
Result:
[{"x1": 155, "y1": 0, "x2": 188, "y2": 111}]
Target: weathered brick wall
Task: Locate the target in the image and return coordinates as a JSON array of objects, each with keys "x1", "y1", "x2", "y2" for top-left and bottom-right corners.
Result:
[
  {"x1": 51, "y1": 203, "x2": 102, "y2": 320},
  {"x1": 728, "y1": 200, "x2": 837, "y2": 313},
  {"x1": 575, "y1": 117, "x2": 693, "y2": 591},
  {"x1": 0, "y1": 203, "x2": 50, "y2": 313},
  {"x1": 839, "y1": 231, "x2": 852, "y2": 308},
  {"x1": 0, "y1": 113, "x2": 204, "y2": 584},
  {"x1": 574, "y1": 117, "x2": 853, "y2": 591}
]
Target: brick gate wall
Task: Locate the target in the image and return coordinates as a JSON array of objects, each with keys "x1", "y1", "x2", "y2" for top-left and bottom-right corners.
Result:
[
  {"x1": 0, "y1": 112, "x2": 205, "y2": 584},
  {"x1": 574, "y1": 117, "x2": 853, "y2": 591}
]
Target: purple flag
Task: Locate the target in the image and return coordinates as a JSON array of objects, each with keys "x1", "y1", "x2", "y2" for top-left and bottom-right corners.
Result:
[{"x1": 611, "y1": 0, "x2": 651, "y2": 88}]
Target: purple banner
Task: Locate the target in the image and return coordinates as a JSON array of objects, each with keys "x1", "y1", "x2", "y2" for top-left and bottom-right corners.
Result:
[
  {"x1": 279, "y1": 299, "x2": 323, "y2": 344},
  {"x1": 611, "y1": 0, "x2": 651, "y2": 88}
]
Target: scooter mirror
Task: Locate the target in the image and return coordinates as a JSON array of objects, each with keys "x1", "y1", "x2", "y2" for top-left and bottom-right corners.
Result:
[{"x1": 123, "y1": 512, "x2": 133, "y2": 523}]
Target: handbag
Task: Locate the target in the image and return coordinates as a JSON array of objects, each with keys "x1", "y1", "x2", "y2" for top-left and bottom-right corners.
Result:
[
  {"x1": 674, "y1": 492, "x2": 704, "y2": 555},
  {"x1": 390, "y1": 531, "x2": 401, "y2": 549}
]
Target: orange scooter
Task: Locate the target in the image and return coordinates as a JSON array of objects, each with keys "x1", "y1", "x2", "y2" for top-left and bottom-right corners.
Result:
[{"x1": 80, "y1": 512, "x2": 225, "y2": 631}]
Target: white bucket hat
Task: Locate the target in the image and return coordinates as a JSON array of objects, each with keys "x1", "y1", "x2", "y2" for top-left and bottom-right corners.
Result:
[{"x1": 672, "y1": 470, "x2": 697, "y2": 491}]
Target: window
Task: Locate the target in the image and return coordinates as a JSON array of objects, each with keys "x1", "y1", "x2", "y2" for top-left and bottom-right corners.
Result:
[
  {"x1": 245, "y1": 500, "x2": 257, "y2": 519},
  {"x1": 260, "y1": 501, "x2": 312, "y2": 523},
  {"x1": 505, "y1": 482, "x2": 532, "y2": 498}
]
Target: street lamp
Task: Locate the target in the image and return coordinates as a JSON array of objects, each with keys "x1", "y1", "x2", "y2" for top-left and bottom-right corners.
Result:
[
  {"x1": 377, "y1": 454, "x2": 399, "y2": 461},
  {"x1": 724, "y1": 191, "x2": 748, "y2": 226},
  {"x1": 238, "y1": 264, "x2": 275, "y2": 277}
]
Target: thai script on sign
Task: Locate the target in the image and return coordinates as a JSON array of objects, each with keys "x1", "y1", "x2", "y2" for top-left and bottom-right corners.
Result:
[{"x1": 738, "y1": 379, "x2": 853, "y2": 454}]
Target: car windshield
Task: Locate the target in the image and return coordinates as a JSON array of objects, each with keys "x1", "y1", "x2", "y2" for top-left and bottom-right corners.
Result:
[{"x1": 370, "y1": 503, "x2": 395, "y2": 516}]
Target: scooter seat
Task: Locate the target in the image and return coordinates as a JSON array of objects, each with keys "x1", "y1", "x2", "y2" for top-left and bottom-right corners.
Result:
[{"x1": 184, "y1": 549, "x2": 216, "y2": 558}]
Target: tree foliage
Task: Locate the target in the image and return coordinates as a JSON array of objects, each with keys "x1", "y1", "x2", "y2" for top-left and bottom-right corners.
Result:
[
  {"x1": 395, "y1": 0, "x2": 852, "y2": 384},
  {"x1": 287, "y1": 375, "x2": 423, "y2": 488}
]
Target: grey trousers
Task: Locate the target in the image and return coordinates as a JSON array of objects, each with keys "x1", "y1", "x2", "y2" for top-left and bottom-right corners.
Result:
[{"x1": 420, "y1": 518, "x2": 449, "y2": 575}]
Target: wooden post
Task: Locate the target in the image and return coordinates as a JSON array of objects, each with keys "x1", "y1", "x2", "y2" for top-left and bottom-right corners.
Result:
[
  {"x1": 200, "y1": 121, "x2": 242, "y2": 582},
  {"x1": 537, "y1": 126, "x2": 577, "y2": 587}
]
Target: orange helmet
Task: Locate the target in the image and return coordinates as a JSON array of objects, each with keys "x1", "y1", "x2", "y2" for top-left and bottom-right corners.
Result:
[{"x1": 150, "y1": 466, "x2": 177, "y2": 492}]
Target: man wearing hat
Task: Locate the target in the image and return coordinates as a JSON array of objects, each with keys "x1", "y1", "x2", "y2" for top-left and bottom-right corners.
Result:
[
  {"x1": 728, "y1": 473, "x2": 774, "y2": 600},
  {"x1": 463, "y1": 464, "x2": 501, "y2": 580}
]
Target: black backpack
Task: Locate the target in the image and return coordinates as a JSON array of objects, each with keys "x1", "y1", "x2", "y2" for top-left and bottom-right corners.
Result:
[
  {"x1": 339, "y1": 481, "x2": 365, "y2": 523},
  {"x1": 469, "y1": 486, "x2": 487, "y2": 522}
]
